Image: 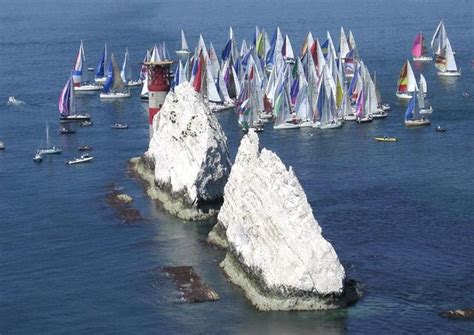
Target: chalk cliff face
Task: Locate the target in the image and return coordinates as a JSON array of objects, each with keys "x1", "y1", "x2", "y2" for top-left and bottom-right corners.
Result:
[
  {"x1": 209, "y1": 130, "x2": 359, "y2": 310},
  {"x1": 129, "y1": 82, "x2": 231, "y2": 220}
]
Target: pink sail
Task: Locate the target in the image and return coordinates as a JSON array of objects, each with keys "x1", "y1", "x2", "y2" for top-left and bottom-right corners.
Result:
[{"x1": 412, "y1": 33, "x2": 423, "y2": 58}]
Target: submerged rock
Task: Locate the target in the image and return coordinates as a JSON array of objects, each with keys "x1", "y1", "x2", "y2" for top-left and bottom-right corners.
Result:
[
  {"x1": 208, "y1": 130, "x2": 360, "y2": 311},
  {"x1": 439, "y1": 308, "x2": 474, "y2": 320},
  {"x1": 162, "y1": 266, "x2": 220, "y2": 303},
  {"x1": 129, "y1": 82, "x2": 231, "y2": 220},
  {"x1": 105, "y1": 183, "x2": 142, "y2": 224}
]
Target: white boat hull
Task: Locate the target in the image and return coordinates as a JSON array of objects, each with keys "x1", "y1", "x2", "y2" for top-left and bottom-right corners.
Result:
[
  {"x1": 396, "y1": 92, "x2": 413, "y2": 99},
  {"x1": 209, "y1": 102, "x2": 235, "y2": 112},
  {"x1": 274, "y1": 122, "x2": 300, "y2": 130},
  {"x1": 176, "y1": 50, "x2": 191, "y2": 56},
  {"x1": 299, "y1": 120, "x2": 314, "y2": 128},
  {"x1": 437, "y1": 70, "x2": 461, "y2": 77},
  {"x1": 413, "y1": 56, "x2": 433, "y2": 62},
  {"x1": 75, "y1": 84, "x2": 102, "y2": 92},
  {"x1": 373, "y1": 110, "x2": 388, "y2": 119},
  {"x1": 38, "y1": 147, "x2": 62, "y2": 155},
  {"x1": 357, "y1": 115, "x2": 374, "y2": 123},
  {"x1": 100, "y1": 92, "x2": 131, "y2": 99},
  {"x1": 66, "y1": 156, "x2": 94, "y2": 165},
  {"x1": 126, "y1": 80, "x2": 142, "y2": 87},
  {"x1": 405, "y1": 118, "x2": 430, "y2": 126},
  {"x1": 344, "y1": 114, "x2": 357, "y2": 121}
]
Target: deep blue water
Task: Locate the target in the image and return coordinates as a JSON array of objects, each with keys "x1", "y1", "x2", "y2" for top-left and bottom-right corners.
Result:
[{"x1": 1, "y1": 0, "x2": 473, "y2": 334}]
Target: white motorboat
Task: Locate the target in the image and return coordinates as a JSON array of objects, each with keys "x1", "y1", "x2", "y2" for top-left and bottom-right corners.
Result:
[
  {"x1": 66, "y1": 153, "x2": 94, "y2": 165},
  {"x1": 33, "y1": 152, "x2": 43, "y2": 162},
  {"x1": 111, "y1": 123, "x2": 128, "y2": 129}
]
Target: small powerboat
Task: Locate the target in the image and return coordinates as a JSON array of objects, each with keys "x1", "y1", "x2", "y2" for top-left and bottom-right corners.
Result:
[
  {"x1": 60, "y1": 127, "x2": 76, "y2": 135},
  {"x1": 66, "y1": 153, "x2": 94, "y2": 165},
  {"x1": 111, "y1": 123, "x2": 128, "y2": 129},
  {"x1": 0, "y1": 141, "x2": 5, "y2": 150},
  {"x1": 33, "y1": 152, "x2": 43, "y2": 162},
  {"x1": 374, "y1": 136, "x2": 399, "y2": 142},
  {"x1": 78, "y1": 145, "x2": 93, "y2": 151},
  {"x1": 80, "y1": 121, "x2": 93, "y2": 127},
  {"x1": 436, "y1": 126, "x2": 447, "y2": 132}
]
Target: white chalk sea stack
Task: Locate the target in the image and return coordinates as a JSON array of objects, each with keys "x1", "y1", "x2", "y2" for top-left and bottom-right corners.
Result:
[
  {"x1": 129, "y1": 82, "x2": 231, "y2": 220},
  {"x1": 209, "y1": 130, "x2": 359, "y2": 310}
]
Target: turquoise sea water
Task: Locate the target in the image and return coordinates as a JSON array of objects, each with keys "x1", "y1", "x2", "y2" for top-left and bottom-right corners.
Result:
[{"x1": 1, "y1": 0, "x2": 473, "y2": 333}]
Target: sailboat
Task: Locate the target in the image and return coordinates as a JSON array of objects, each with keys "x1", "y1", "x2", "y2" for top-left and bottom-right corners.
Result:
[
  {"x1": 273, "y1": 86, "x2": 300, "y2": 130},
  {"x1": 176, "y1": 30, "x2": 191, "y2": 57},
  {"x1": 121, "y1": 48, "x2": 141, "y2": 87},
  {"x1": 418, "y1": 75, "x2": 433, "y2": 114},
  {"x1": 59, "y1": 77, "x2": 91, "y2": 122},
  {"x1": 100, "y1": 54, "x2": 131, "y2": 99},
  {"x1": 412, "y1": 32, "x2": 433, "y2": 62},
  {"x1": 373, "y1": 71, "x2": 390, "y2": 114},
  {"x1": 396, "y1": 60, "x2": 418, "y2": 99},
  {"x1": 95, "y1": 43, "x2": 108, "y2": 85},
  {"x1": 436, "y1": 38, "x2": 461, "y2": 76},
  {"x1": 37, "y1": 122, "x2": 62, "y2": 155},
  {"x1": 73, "y1": 41, "x2": 102, "y2": 92},
  {"x1": 404, "y1": 90, "x2": 430, "y2": 126}
]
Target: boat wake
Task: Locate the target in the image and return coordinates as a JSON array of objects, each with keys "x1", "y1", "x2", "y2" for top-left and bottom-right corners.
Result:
[{"x1": 7, "y1": 96, "x2": 26, "y2": 106}]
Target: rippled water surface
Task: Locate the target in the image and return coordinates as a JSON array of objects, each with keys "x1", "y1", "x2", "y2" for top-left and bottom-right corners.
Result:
[{"x1": 1, "y1": 0, "x2": 473, "y2": 333}]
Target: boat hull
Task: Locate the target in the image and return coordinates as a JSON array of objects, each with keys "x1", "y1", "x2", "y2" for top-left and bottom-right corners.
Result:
[
  {"x1": 344, "y1": 114, "x2": 357, "y2": 121},
  {"x1": 372, "y1": 111, "x2": 388, "y2": 119},
  {"x1": 405, "y1": 119, "x2": 431, "y2": 126},
  {"x1": 274, "y1": 123, "x2": 300, "y2": 130},
  {"x1": 437, "y1": 71, "x2": 461, "y2": 77},
  {"x1": 126, "y1": 80, "x2": 142, "y2": 87},
  {"x1": 100, "y1": 92, "x2": 131, "y2": 99},
  {"x1": 374, "y1": 137, "x2": 398, "y2": 142},
  {"x1": 74, "y1": 84, "x2": 102, "y2": 92},
  {"x1": 60, "y1": 114, "x2": 91, "y2": 122},
  {"x1": 66, "y1": 157, "x2": 94, "y2": 165},
  {"x1": 413, "y1": 56, "x2": 433, "y2": 62},
  {"x1": 38, "y1": 148, "x2": 62, "y2": 155},
  {"x1": 396, "y1": 92, "x2": 413, "y2": 99}
]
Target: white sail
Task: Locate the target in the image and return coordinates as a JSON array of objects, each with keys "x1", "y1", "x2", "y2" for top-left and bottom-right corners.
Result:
[
  {"x1": 419, "y1": 73, "x2": 427, "y2": 95},
  {"x1": 445, "y1": 38, "x2": 458, "y2": 72},
  {"x1": 206, "y1": 61, "x2": 222, "y2": 103},
  {"x1": 431, "y1": 20, "x2": 447, "y2": 55},
  {"x1": 150, "y1": 44, "x2": 162, "y2": 62},
  {"x1": 348, "y1": 30, "x2": 357, "y2": 50},
  {"x1": 326, "y1": 31, "x2": 337, "y2": 61},
  {"x1": 208, "y1": 42, "x2": 220, "y2": 79},
  {"x1": 339, "y1": 27, "x2": 350, "y2": 59},
  {"x1": 406, "y1": 60, "x2": 419, "y2": 92},
  {"x1": 295, "y1": 81, "x2": 311, "y2": 121},
  {"x1": 121, "y1": 48, "x2": 132, "y2": 83},
  {"x1": 284, "y1": 34, "x2": 295, "y2": 60},
  {"x1": 181, "y1": 30, "x2": 189, "y2": 51},
  {"x1": 141, "y1": 71, "x2": 148, "y2": 96}
]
